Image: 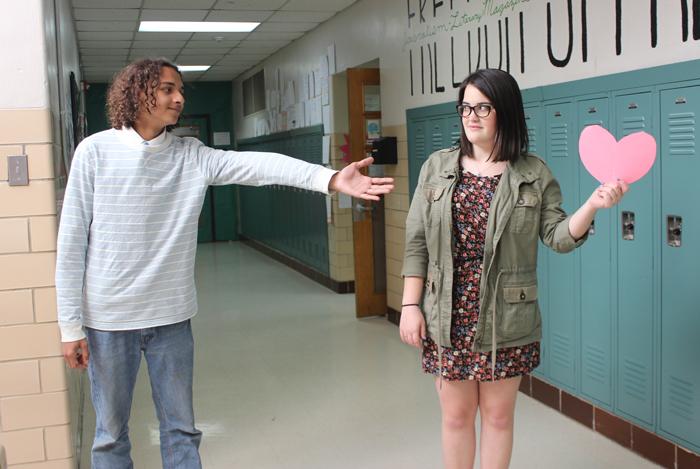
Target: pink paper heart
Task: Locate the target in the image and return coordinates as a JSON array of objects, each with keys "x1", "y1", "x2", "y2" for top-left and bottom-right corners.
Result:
[{"x1": 578, "y1": 125, "x2": 657, "y2": 184}]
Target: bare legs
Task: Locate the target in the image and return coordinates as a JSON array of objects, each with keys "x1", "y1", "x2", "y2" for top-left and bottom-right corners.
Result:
[{"x1": 437, "y1": 376, "x2": 522, "y2": 469}]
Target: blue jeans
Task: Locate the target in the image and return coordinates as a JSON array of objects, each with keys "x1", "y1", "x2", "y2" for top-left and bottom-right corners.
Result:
[{"x1": 86, "y1": 320, "x2": 202, "y2": 469}]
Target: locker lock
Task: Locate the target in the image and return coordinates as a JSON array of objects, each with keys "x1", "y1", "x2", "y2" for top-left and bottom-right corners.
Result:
[
  {"x1": 622, "y1": 211, "x2": 635, "y2": 240},
  {"x1": 667, "y1": 215, "x2": 682, "y2": 247},
  {"x1": 588, "y1": 219, "x2": 595, "y2": 236}
]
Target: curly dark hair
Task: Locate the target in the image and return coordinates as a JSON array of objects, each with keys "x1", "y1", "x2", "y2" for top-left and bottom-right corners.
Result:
[{"x1": 106, "y1": 58, "x2": 182, "y2": 130}]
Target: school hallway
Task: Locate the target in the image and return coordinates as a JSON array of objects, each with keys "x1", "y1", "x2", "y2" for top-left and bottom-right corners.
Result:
[{"x1": 78, "y1": 242, "x2": 660, "y2": 469}]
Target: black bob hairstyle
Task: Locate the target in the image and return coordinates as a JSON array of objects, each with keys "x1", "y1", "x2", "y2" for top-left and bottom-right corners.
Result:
[{"x1": 457, "y1": 68, "x2": 529, "y2": 163}]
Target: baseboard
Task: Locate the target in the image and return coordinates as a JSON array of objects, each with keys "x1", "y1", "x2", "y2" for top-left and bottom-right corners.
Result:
[{"x1": 238, "y1": 237, "x2": 355, "y2": 294}]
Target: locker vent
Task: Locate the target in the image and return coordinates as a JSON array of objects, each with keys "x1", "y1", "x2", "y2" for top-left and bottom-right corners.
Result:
[
  {"x1": 551, "y1": 332, "x2": 572, "y2": 368},
  {"x1": 583, "y1": 345, "x2": 607, "y2": 384},
  {"x1": 527, "y1": 127, "x2": 538, "y2": 153},
  {"x1": 431, "y1": 123, "x2": 443, "y2": 150},
  {"x1": 667, "y1": 376, "x2": 694, "y2": 421},
  {"x1": 414, "y1": 126, "x2": 426, "y2": 161},
  {"x1": 622, "y1": 358, "x2": 649, "y2": 401},
  {"x1": 621, "y1": 116, "x2": 647, "y2": 136},
  {"x1": 450, "y1": 121, "x2": 461, "y2": 144},
  {"x1": 668, "y1": 112, "x2": 696, "y2": 156},
  {"x1": 549, "y1": 124, "x2": 568, "y2": 158}
]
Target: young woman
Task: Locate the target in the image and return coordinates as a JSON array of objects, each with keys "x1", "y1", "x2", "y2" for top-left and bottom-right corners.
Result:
[{"x1": 399, "y1": 68, "x2": 627, "y2": 469}]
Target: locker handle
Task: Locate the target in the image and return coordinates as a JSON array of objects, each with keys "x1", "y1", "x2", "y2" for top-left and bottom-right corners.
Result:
[
  {"x1": 554, "y1": 111, "x2": 562, "y2": 117},
  {"x1": 622, "y1": 211, "x2": 635, "y2": 240},
  {"x1": 588, "y1": 219, "x2": 595, "y2": 236},
  {"x1": 587, "y1": 107, "x2": 597, "y2": 114},
  {"x1": 667, "y1": 215, "x2": 682, "y2": 247},
  {"x1": 628, "y1": 103, "x2": 638, "y2": 109},
  {"x1": 675, "y1": 97, "x2": 687, "y2": 104}
]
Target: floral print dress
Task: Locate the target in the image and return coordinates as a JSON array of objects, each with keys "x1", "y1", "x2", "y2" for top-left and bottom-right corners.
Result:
[{"x1": 421, "y1": 168, "x2": 540, "y2": 381}]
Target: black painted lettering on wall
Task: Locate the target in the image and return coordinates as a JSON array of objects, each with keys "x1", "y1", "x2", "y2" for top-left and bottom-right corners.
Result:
[
  {"x1": 485, "y1": 24, "x2": 489, "y2": 68},
  {"x1": 407, "y1": 0, "x2": 416, "y2": 28},
  {"x1": 651, "y1": 0, "x2": 657, "y2": 47},
  {"x1": 505, "y1": 17, "x2": 511, "y2": 72},
  {"x1": 433, "y1": 0, "x2": 444, "y2": 16},
  {"x1": 434, "y1": 42, "x2": 446, "y2": 92},
  {"x1": 420, "y1": 0, "x2": 428, "y2": 23},
  {"x1": 520, "y1": 11, "x2": 525, "y2": 73},
  {"x1": 468, "y1": 28, "x2": 482, "y2": 73},
  {"x1": 410, "y1": 49, "x2": 414, "y2": 95},
  {"x1": 428, "y1": 42, "x2": 434, "y2": 93},
  {"x1": 420, "y1": 46, "x2": 425, "y2": 94},
  {"x1": 451, "y1": 36, "x2": 462, "y2": 88},
  {"x1": 547, "y1": 0, "x2": 574, "y2": 67},
  {"x1": 685, "y1": 0, "x2": 700, "y2": 40},
  {"x1": 582, "y1": 0, "x2": 589, "y2": 61},
  {"x1": 616, "y1": 0, "x2": 622, "y2": 55}
]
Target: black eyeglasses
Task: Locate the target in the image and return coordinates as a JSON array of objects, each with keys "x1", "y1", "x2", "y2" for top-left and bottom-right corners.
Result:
[{"x1": 456, "y1": 103, "x2": 494, "y2": 118}]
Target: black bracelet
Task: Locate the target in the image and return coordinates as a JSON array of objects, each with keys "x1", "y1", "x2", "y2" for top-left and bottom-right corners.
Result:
[{"x1": 401, "y1": 303, "x2": 420, "y2": 308}]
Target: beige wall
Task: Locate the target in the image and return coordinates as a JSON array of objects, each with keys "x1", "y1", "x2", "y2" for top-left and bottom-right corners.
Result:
[
  {"x1": 0, "y1": 1, "x2": 76, "y2": 468},
  {"x1": 0, "y1": 110, "x2": 73, "y2": 469}
]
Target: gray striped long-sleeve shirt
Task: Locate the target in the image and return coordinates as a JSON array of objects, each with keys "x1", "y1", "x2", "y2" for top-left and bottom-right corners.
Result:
[{"x1": 56, "y1": 127, "x2": 336, "y2": 342}]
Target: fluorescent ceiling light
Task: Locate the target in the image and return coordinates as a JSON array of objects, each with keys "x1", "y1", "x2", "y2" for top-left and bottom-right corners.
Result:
[
  {"x1": 178, "y1": 65, "x2": 211, "y2": 72},
  {"x1": 139, "y1": 21, "x2": 259, "y2": 32}
]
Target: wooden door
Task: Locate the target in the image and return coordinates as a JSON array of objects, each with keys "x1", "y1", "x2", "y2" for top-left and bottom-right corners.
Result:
[{"x1": 347, "y1": 68, "x2": 387, "y2": 318}]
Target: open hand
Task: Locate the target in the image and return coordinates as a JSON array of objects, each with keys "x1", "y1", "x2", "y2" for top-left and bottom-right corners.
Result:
[{"x1": 329, "y1": 157, "x2": 394, "y2": 201}]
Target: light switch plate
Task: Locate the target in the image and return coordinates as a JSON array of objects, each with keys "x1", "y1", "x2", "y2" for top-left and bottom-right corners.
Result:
[{"x1": 8, "y1": 155, "x2": 29, "y2": 186}]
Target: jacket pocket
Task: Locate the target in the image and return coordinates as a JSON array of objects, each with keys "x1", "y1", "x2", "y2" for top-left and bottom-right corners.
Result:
[
  {"x1": 422, "y1": 264, "x2": 442, "y2": 325},
  {"x1": 499, "y1": 282, "x2": 538, "y2": 342},
  {"x1": 422, "y1": 184, "x2": 445, "y2": 227},
  {"x1": 507, "y1": 191, "x2": 539, "y2": 234}
]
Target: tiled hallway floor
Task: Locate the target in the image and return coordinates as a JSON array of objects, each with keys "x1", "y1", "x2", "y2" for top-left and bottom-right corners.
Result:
[{"x1": 80, "y1": 242, "x2": 660, "y2": 468}]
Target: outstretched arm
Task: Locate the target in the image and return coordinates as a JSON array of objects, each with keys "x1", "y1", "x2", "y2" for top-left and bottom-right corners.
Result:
[{"x1": 328, "y1": 157, "x2": 394, "y2": 201}]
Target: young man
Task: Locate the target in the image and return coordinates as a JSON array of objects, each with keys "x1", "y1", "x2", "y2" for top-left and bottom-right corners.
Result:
[{"x1": 57, "y1": 58, "x2": 393, "y2": 469}]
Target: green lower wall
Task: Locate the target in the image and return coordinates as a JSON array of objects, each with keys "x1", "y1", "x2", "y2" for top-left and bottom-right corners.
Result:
[{"x1": 237, "y1": 125, "x2": 330, "y2": 276}]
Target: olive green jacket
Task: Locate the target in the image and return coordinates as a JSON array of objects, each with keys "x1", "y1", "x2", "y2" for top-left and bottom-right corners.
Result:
[{"x1": 402, "y1": 147, "x2": 587, "y2": 358}]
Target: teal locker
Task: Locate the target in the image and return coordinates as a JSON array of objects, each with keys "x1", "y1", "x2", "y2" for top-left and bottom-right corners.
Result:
[
  {"x1": 524, "y1": 103, "x2": 550, "y2": 378},
  {"x1": 660, "y1": 85, "x2": 700, "y2": 451},
  {"x1": 544, "y1": 101, "x2": 578, "y2": 391},
  {"x1": 577, "y1": 97, "x2": 614, "y2": 407},
  {"x1": 615, "y1": 92, "x2": 656, "y2": 426},
  {"x1": 407, "y1": 119, "x2": 428, "y2": 197}
]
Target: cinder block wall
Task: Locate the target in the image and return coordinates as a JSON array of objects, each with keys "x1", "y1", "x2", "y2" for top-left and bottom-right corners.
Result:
[{"x1": 0, "y1": 109, "x2": 73, "y2": 467}]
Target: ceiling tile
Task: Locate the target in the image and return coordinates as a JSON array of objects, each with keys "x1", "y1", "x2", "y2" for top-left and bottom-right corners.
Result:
[
  {"x1": 80, "y1": 40, "x2": 132, "y2": 48},
  {"x1": 204, "y1": 10, "x2": 273, "y2": 22},
  {"x1": 281, "y1": 0, "x2": 355, "y2": 11},
  {"x1": 81, "y1": 49, "x2": 130, "y2": 56},
  {"x1": 175, "y1": 55, "x2": 227, "y2": 65},
  {"x1": 213, "y1": 0, "x2": 286, "y2": 10},
  {"x1": 143, "y1": 0, "x2": 217, "y2": 9},
  {"x1": 140, "y1": 9, "x2": 209, "y2": 21},
  {"x1": 78, "y1": 31, "x2": 134, "y2": 41},
  {"x1": 132, "y1": 40, "x2": 188, "y2": 48},
  {"x1": 73, "y1": 9, "x2": 140, "y2": 21},
  {"x1": 233, "y1": 42, "x2": 286, "y2": 52},
  {"x1": 237, "y1": 39, "x2": 290, "y2": 48},
  {"x1": 187, "y1": 40, "x2": 241, "y2": 48},
  {"x1": 266, "y1": 11, "x2": 334, "y2": 22},
  {"x1": 254, "y1": 21, "x2": 318, "y2": 32},
  {"x1": 179, "y1": 47, "x2": 234, "y2": 54},
  {"x1": 72, "y1": 0, "x2": 142, "y2": 7},
  {"x1": 129, "y1": 50, "x2": 183, "y2": 60},
  {"x1": 245, "y1": 31, "x2": 303, "y2": 41},
  {"x1": 75, "y1": 21, "x2": 137, "y2": 32},
  {"x1": 190, "y1": 32, "x2": 249, "y2": 41}
]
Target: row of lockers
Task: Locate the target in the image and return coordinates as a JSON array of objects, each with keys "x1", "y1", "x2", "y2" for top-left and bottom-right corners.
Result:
[
  {"x1": 237, "y1": 126, "x2": 330, "y2": 275},
  {"x1": 406, "y1": 60, "x2": 699, "y2": 452}
]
